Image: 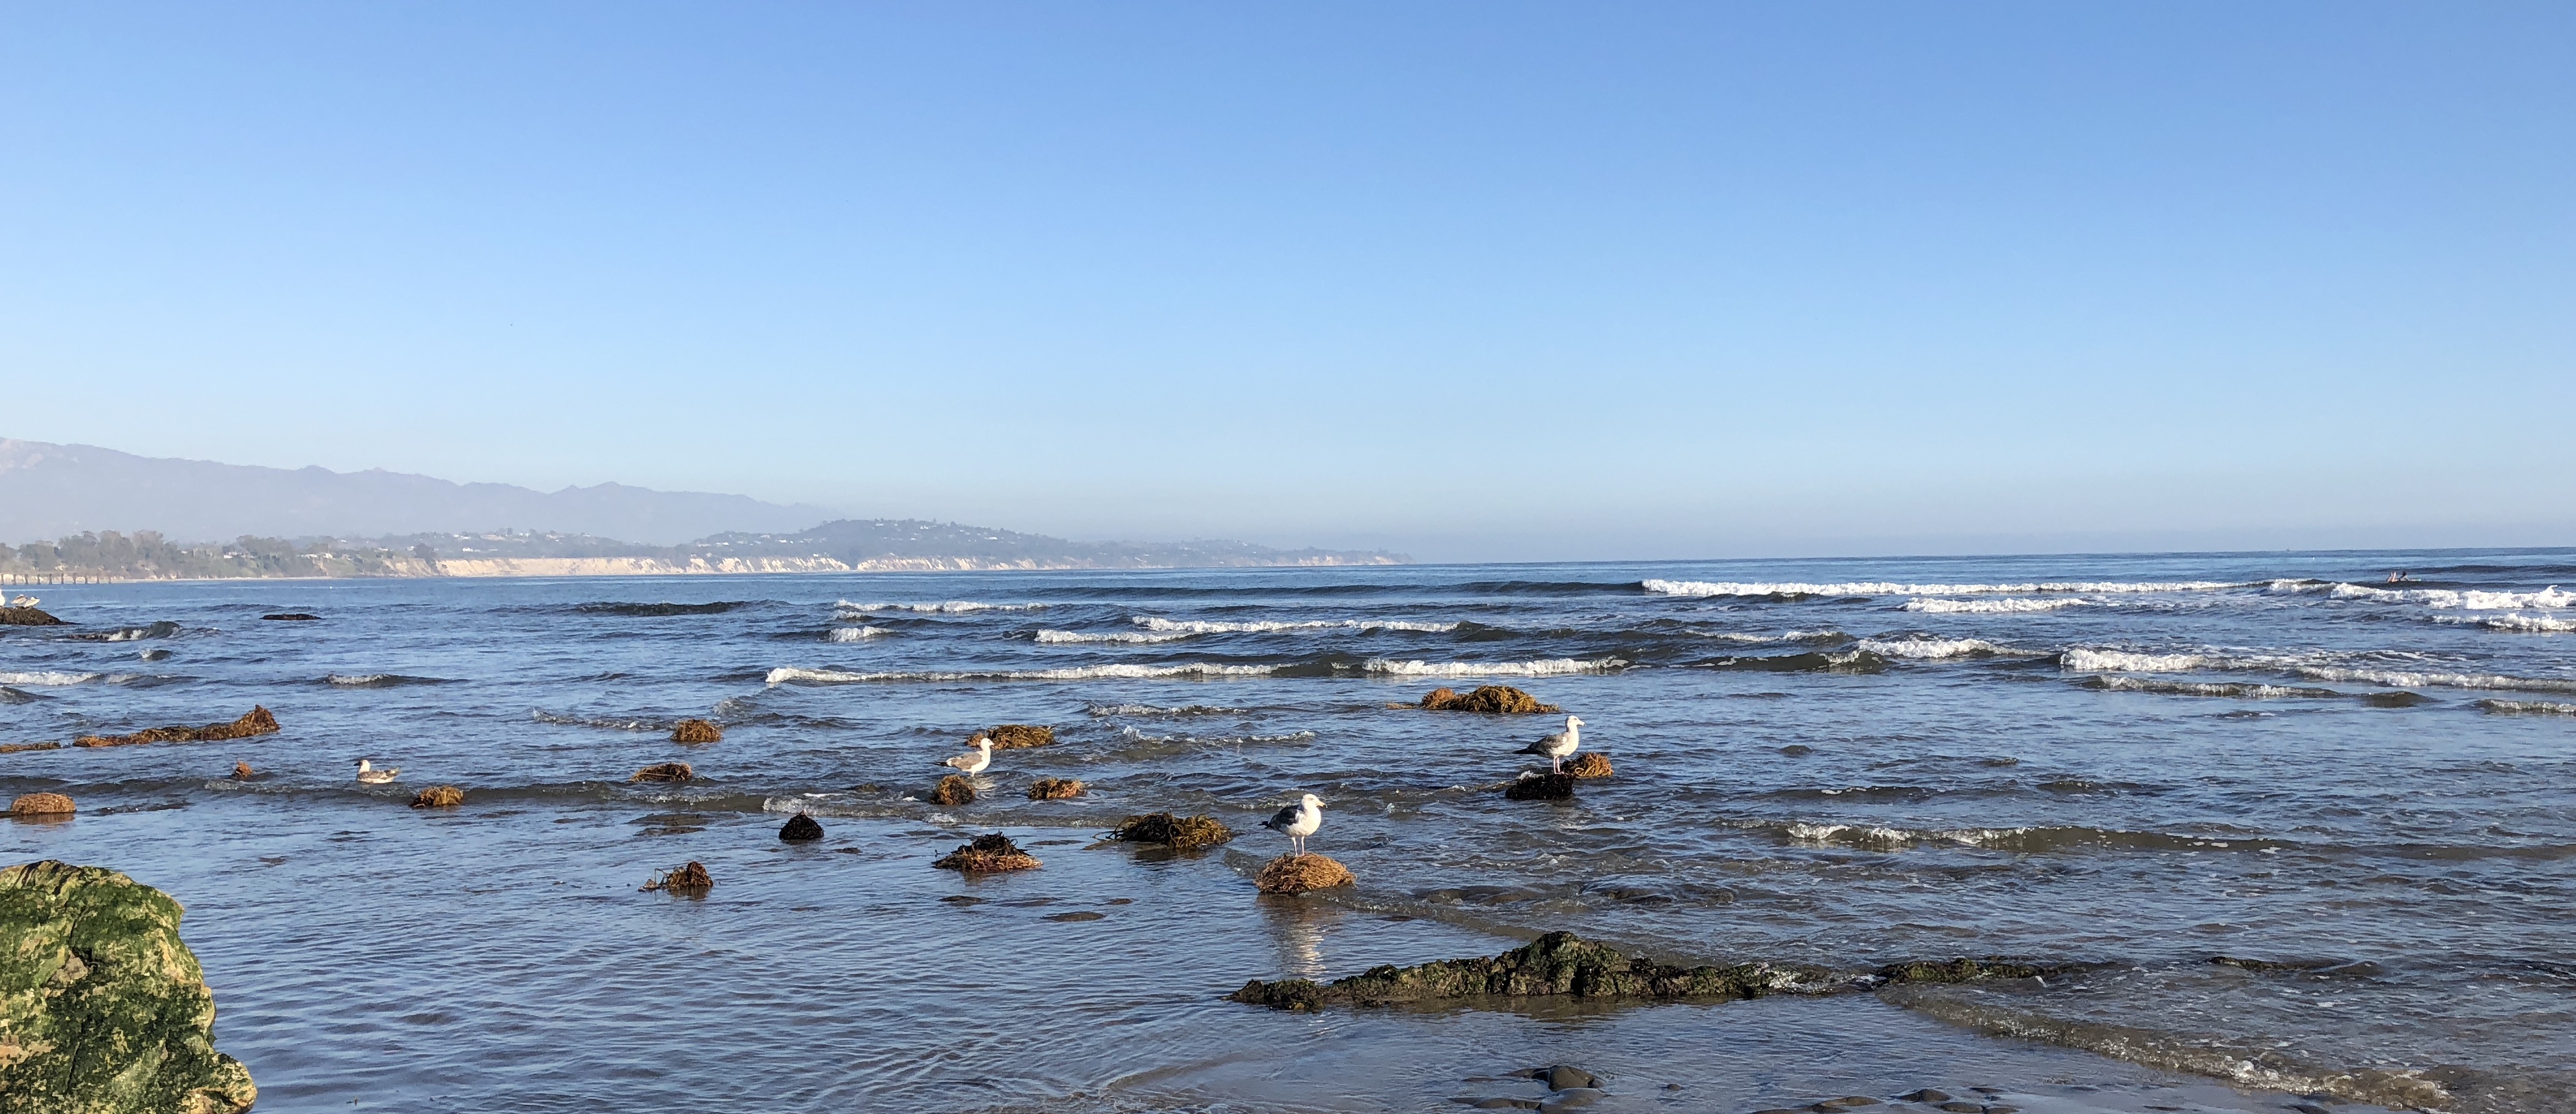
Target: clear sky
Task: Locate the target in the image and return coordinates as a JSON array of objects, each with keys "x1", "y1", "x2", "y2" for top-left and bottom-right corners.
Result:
[{"x1": 3, "y1": 3, "x2": 2570, "y2": 562}]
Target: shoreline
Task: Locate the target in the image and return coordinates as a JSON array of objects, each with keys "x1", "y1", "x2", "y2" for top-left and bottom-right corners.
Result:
[{"x1": 0, "y1": 553, "x2": 1408, "y2": 585}]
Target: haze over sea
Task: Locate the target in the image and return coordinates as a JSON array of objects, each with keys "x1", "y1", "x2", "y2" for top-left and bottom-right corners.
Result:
[{"x1": 3, "y1": 548, "x2": 2570, "y2": 1113}]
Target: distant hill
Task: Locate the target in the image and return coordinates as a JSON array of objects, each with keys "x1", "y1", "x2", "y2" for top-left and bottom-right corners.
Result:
[{"x1": 0, "y1": 438, "x2": 829, "y2": 544}]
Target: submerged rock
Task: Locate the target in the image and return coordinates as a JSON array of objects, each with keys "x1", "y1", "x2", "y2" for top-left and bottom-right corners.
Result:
[
  {"x1": 985, "y1": 724, "x2": 1055, "y2": 749},
  {"x1": 641, "y1": 861, "x2": 713, "y2": 892},
  {"x1": 1109, "y1": 811, "x2": 1233, "y2": 851},
  {"x1": 1254, "y1": 852, "x2": 1354, "y2": 895},
  {"x1": 258, "y1": 613, "x2": 320, "y2": 621},
  {"x1": 1419, "y1": 686, "x2": 1561, "y2": 714},
  {"x1": 934, "y1": 833, "x2": 1041, "y2": 873},
  {"x1": 409, "y1": 785, "x2": 465, "y2": 809},
  {"x1": 1563, "y1": 752, "x2": 1613, "y2": 779},
  {"x1": 0, "y1": 742, "x2": 62, "y2": 755},
  {"x1": 631, "y1": 762, "x2": 695, "y2": 783},
  {"x1": 668, "y1": 718, "x2": 723, "y2": 744},
  {"x1": 0, "y1": 861, "x2": 258, "y2": 1111},
  {"x1": 928, "y1": 775, "x2": 976, "y2": 807},
  {"x1": 74, "y1": 706, "x2": 280, "y2": 749},
  {"x1": 1503, "y1": 772, "x2": 1578, "y2": 801},
  {"x1": 0, "y1": 607, "x2": 65, "y2": 626},
  {"x1": 779, "y1": 813, "x2": 824, "y2": 841},
  {"x1": 1026, "y1": 777, "x2": 1084, "y2": 800},
  {"x1": 8, "y1": 792, "x2": 75, "y2": 817}
]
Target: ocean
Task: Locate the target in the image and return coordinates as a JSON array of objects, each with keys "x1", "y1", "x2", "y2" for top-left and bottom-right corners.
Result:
[{"x1": 3, "y1": 549, "x2": 2571, "y2": 1113}]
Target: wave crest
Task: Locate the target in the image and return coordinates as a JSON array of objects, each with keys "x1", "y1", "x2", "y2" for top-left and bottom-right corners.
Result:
[
  {"x1": 1359, "y1": 657, "x2": 1625, "y2": 677},
  {"x1": 767, "y1": 662, "x2": 1283, "y2": 685},
  {"x1": 1646, "y1": 578, "x2": 2241, "y2": 598}
]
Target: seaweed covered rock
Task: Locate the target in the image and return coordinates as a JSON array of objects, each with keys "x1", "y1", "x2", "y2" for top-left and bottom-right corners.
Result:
[
  {"x1": 1110, "y1": 812, "x2": 1233, "y2": 851},
  {"x1": 985, "y1": 724, "x2": 1055, "y2": 749},
  {"x1": 1875, "y1": 957, "x2": 2055, "y2": 984},
  {"x1": 230, "y1": 761, "x2": 255, "y2": 780},
  {"x1": 1255, "y1": 852, "x2": 1354, "y2": 895},
  {"x1": 1418, "y1": 686, "x2": 1561, "y2": 714},
  {"x1": 74, "y1": 706, "x2": 279, "y2": 749},
  {"x1": 779, "y1": 813, "x2": 824, "y2": 841},
  {"x1": 928, "y1": 775, "x2": 976, "y2": 807},
  {"x1": 1026, "y1": 777, "x2": 1084, "y2": 801},
  {"x1": 1563, "y1": 752, "x2": 1614, "y2": 779},
  {"x1": 669, "y1": 718, "x2": 723, "y2": 744},
  {"x1": 641, "y1": 861, "x2": 713, "y2": 892},
  {"x1": 0, "y1": 742, "x2": 62, "y2": 755},
  {"x1": 0, "y1": 861, "x2": 258, "y2": 1111},
  {"x1": 934, "y1": 833, "x2": 1041, "y2": 873},
  {"x1": 631, "y1": 762, "x2": 694, "y2": 783},
  {"x1": 0, "y1": 607, "x2": 64, "y2": 626},
  {"x1": 1229, "y1": 931, "x2": 1781, "y2": 1011},
  {"x1": 1503, "y1": 772, "x2": 1578, "y2": 801},
  {"x1": 8, "y1": 792, "x2": 75, "y2": 817},
  {"x1": 409, "y1": 785, "x2": 465, "y2": 809}
]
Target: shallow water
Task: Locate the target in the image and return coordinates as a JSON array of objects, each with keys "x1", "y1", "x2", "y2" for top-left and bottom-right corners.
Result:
[{"x1": 4, "y1": 549, "x2": 2572, "y2": 1112}]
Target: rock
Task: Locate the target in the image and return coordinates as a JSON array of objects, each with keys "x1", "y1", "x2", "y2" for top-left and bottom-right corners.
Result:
[
  {"x1": 1541, "y1": 1065, "x2": 1598, "y2": 1090},
  {"x1": 779, "y1": 813, "x2": 824, "y2": 841},
  {"x1": 74, "y1": 706, "x2": 281, "y2": 748},
  {"x1": 1044, "y1": 910, "x2": 1105, "y2": 922},
  {"x1": 1562, "y1": 752, "x2": 1613, "y2": 779},
  {"x1": 1819, "y1": 1098, "x2": 1880, "y2": 1109},
  {"x1": 409, "y1": 785, "x2": 465, "y2": 808},
  {"x1": 0, "y1": 742, "x2": 62, "y2": 755},
  {"x1": 258, "y1": 613, "x2": 320, "y2": 621},
  {"x1": 933, "y1": 833, "x2": 1041, "y2": 873},
  {"x1": 1229, "y1": 931, "x2": 1777, "y2": 1010},
  {"x1": 1935, "y1": 1104, "x2": 1982, "y2": 1113},
  {"x1": 928, "y1": 775, "x2": 976, "y2": 807},
  {"x1": 640, "y1": 861, "x2": 713, "y2": 891},
  {"x1": 1255, "y1": 852, "x2": 1355, "y2": 895},
  {"x1": 1503, "y1": 773, "x2": 1578, "y2": 801},
  {"x1": 1898, "y1": 1089, "x2": 1952, "y2": 1104},
  {"x1": 985, "y1": 724, "x2": 1055, "y2": 749},
  {"x1": 0, "y1": 607, "x2": 65, "y2": 626},
  {"x1": 1110, "y1": 811, "x2": 1233, "y2": 850},
  {"x1": 0, "y1": 861, "x2": 258, "y2": 1111},
  {"x1": 8, "y1": 792, "x2": 75, "y2": 817},
  {"x1": 230, "y1": 761, "x2": 254, "y2": 780},
  {"x1": 631, "y1": 762, "x2": 695, "y2": 783},
  {"x1": 1026, "y1": 777, "x2": 1084, "y2": 800},
  {"x1": 668, "y1": 718, "x2": 722, "y2": 744},
  {"x1": 1419, "y1": 686, "x2": 1561, "y2": 714},
  {"x1": 1874, "y1": 958, "x2": 2054, "y2": 984}
]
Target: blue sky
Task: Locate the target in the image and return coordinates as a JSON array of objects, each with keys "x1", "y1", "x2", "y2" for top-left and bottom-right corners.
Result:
[{"x1": 3, "y1": 3, "x2": 2570, "y2": 561}]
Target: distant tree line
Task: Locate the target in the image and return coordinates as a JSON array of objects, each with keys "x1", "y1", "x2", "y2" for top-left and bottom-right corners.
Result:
[{"x1": 0, "y1": 531, "x2": 433, "y2": 579}]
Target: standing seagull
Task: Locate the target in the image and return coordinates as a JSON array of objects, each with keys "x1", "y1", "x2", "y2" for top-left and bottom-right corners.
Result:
[
  {"x1": 1261, "y1": 793, "x2": 1324, "y2": 856},
  {"x1": 1517, "y1": 716, "x2": 1584, "y2": 773},
  {"x1": 354, "y1": 759, "x2": 400, "y2": 784},
  {"x1": 940, "y1": 736, "x2": 994, "y2": 777}
]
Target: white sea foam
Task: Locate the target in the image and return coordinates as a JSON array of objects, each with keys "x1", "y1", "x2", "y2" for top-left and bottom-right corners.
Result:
[
  {"x1": 1645, "y1": 578, "x2": 2240, "y2": 598},
  {"x1": 1360, "y1": 656, "x2": 1625, "y2": 677},
  {"x1": 1134, "y1": 617, "x2": 1460, "y2": 635},
  {"x1": 1034, "y1": 629, "x2": 1194, "y2": 645},
  {"x1": 2061, "y1": 648, "x2": 2217, "y2": 673},
  {"x1": 2478, "y1": 614, "x2": 2576, "y2": 633},
  {"x1": 834, "y1": 599, "x2": 1047, "y2": 614},
  {"x1": 827, "y1": 626, "x2": 890, "y2": 642},
  {"x1": 767, "y1": 662, "x2": 1282, "y2": 686},
  {"x1": 2089, "y1": 675, "x2": 2327, "y2": 699},
  {"x1": 1902, "y1": 597, "x2": 2090, "y2": 614},
  {"x1": 0, "y1": 671, "x2": 101, "y2": 686},
  {"x1": 327, "y1": 674, "x2": 392, "y2": 686},
  {"x1": 2480, "y1": 699, "x2": 2576, "y2": 716},
  {"x1": 2294, "y1": 665, "x2": 2576, "y2": 694},
  {"x1": 1085, "y1": 703, "x2": 1242, "y2": 717},
  {"x1": 2327, "y1": 583, "x2": 2573, "y2": 610},
  {"x1": 1857, "y1": 637, "x2": 2033, "y2": 660},
  {"x1": 1785, "y1": 822, "x2": 2035, "y2": 850}
]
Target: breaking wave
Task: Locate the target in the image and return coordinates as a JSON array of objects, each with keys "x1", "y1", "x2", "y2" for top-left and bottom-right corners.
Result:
[
  {"x1": 2295, "y1": 665, "x2": 2576, "y2": 694},
  {"x1": 2085, "y1": 676, "x2": 2344, "y2": 700},
  {"x1": 2479, "y1": 699, "x2": 2576, "y2": 716},
  {"x1": 1902, "y1": 597, "x2": 2089, "y2": 613},
  {"x1": 325, "y1": 673, "x2": 454, "y2": 688},
  {"x1": 2462, "y1": 613, "x2": 2576, "y2": 634},
  {"x1": 1856, "y1": 636, "x2": 2035, "y2": 660},
  {"x1": 1134, "y1": 617, "x2": 1459, "y2": 635},
  {"x1": 1358, "y1": 657, "x2": 1626, "y2": 677},
  {"x1": 836, "y1": 599, "x2": 1046, "y2": 614},
  {"x1": 2061, "y1": 648, "x2": 2219, "y2": 673},
  {"x1": 1645, "y1": 578, "x2": 2241, "y2": 598},
  {"x1": 767, "y1": 662, "x2": 1282, "y2": 685},
  {"x1": 2327, "y1": 583, "x2": 2573, "y2": 610},
  {"x1": 74, "y1": 621, "x2": 183, "y2": 642},
  {"x1": 1086, "y1": 703, "x2": 1242, "y2": 717},
  {"x1": 0, "y1": 671, "x2": 102, "y2": 686},
  {"x1": 1703, "y1": 650, "x2": 1887, "y2": 673},
  {"x1": 1781, "y1": 821, "x2": 2287, "y2": 853},
  {"x1": 828, "y1": 626, "x2": 890, "y2": 642},
  {"x1": 1034, "y1": 629, "x2": 1193, "y2": 645},
  {"x1": 532, "y1": 711, "x2": 670, "y2": 731}
]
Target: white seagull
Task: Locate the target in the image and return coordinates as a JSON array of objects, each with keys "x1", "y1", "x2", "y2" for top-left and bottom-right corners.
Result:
[
  {"x1": 1261, "y1": 792, "x2": 1324, "y2": 856},
  {"x1": 1518, "y1": 716, "x2": 1585, "y2": 773},
  {"x1": 354, "y1": 759, "x2": 400, "y2": 784},
  {"x1": 940, "y1": 736, "x2": 994, "y2": 777}
]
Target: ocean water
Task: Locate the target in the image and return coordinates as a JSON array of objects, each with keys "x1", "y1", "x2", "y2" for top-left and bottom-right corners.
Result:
[{"x1": 3, "y1": 550, "x2": 2572, "y2": 1113}]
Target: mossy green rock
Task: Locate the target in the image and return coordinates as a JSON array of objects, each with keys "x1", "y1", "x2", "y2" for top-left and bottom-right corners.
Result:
[{"x1": 0, "y1": 861, "x2": 256, "y2": 1113}]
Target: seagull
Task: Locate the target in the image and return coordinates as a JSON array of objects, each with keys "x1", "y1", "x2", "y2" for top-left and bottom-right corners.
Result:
[
  {"x1": 7, "y1": 594, "x2": 35, "y2": 609},
  {"x1": 940, "y1": 736, "x2": 994, "y2": 776},
  {"x1": 1261, "y1": 792, "x2": 1324, "y2": 856},
  {"x1": 355, "y1": 759, "x2": 400, "y2": 784},
  {"x1": 1518, "y1": 716, "x2": 1584, "y2": 773}
]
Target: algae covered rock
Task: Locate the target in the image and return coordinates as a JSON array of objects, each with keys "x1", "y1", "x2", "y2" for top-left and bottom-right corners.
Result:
[
  {"x1": 928, "y1": 775, "x2": 976, "y2": 807},
  {"x1": 0, "y1": 607, "x2": 65, "y2": 627},
  {"x1": 668, "y1": 719, "x2": 723, "y2": 744},
  {"x1": 641, "y1": 861, "x2": 713, "y2": 892},
  {"x1": 1563, "y1": 752, "x2": 1613, "y2": 779},
  {"x1": 1418, "y1": 686, "x2": 1561, "y2": 714},
  {"x1": 985, "y1": 724, "x2": 1055, "y2": 749},
  {"x1": 1254, "y1": 852, "x2": 1354, "y2": 895},
  {"x1": 1026, "y1": 777, "x2": 1083, "y2": 801},
  {"x1": 630, "y1": 762, "x2": 694, "y2": 783},
  {"x1": 1229, "y1": 930, "x2": 1779, "y2": 1010},
  {"x1": 1503, "y1": 772, "x2": 1578, "y2": 801},
  {"x1": 778, "y1": 813, "x2": 824, "y2": 842},
  {"x1": 0, "y1": 860, "x2": 257, "y2": 1111},
  {"x1": 1108, "y1": 812, "x2": 1233, "y2": 851},
  {"x1": 409, "y1": 785, "x2": 465, "y2": 809},
  {"x1": 933, "y1": 833, "x2": 1040, "y2": 874},
  {"x1": 8, "y1": 793, "x2": 75, "y2": 818},
  {"x1": 74, "y1": 706, "x2": 279, "y2": 749}
]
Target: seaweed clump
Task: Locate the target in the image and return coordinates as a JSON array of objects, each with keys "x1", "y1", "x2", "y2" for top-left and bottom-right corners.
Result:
[
  {"x1": 230, "y1": 761, "x2": 255, "y2": 780},
  {"x1": 642, "y1": 861, "x2": 713, "y2": 891},
  {"x1": 1503, "y1": 772, "x2": 1578, "y2": 801},
  {"x1": 1026, "y1": 777, "x2": 1084, "y2": 800},
  {"x1": 1418, "y1": 686, "x2": 1560, "y2": 714},
  {"x1": 934, "y1": 833, "x2": 1041, "y2": 873},
  {"x1": 631, "y1": 762, "x2": 695, "y2": 783},
  {"x1": 74, "y1": 706, "x2": 280, "y2": 748},
  {"x1": 929, "y1": 775, "x2": 976, "y2": 807},
  {"x1": 409, "y1": 785, "x2": 465, "y2": 809},
  {"x1": 669, "y1": 719, "x2": 723, "y2": 744},
  {"x1": 1563, "y1": 752, "x2": 1613, "y2": 778},
  {"x1": 1110, "y1": 811, "x2": 1234, "y2": 850},
  {"x1": 1255, "y1": 852, "x2": 1354, "y2": 895},
  {"x1": 986, "y1": 724, "x2": 1055, "y2": 749},
  {"x1": 8, "y1": 792, "x2": 75, "y2": 816}
]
